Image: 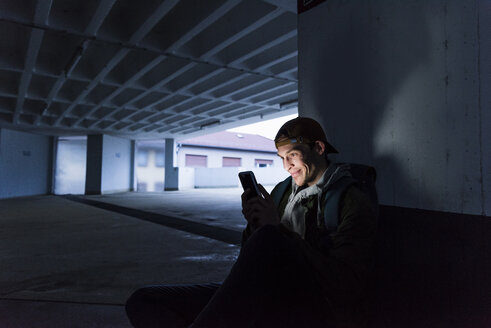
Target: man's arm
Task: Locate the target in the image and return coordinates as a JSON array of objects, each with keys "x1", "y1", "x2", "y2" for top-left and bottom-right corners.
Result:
[
  {"x1": 321, "y1": 186, "x2": 378, "y2": 304},
  {"x1": 296, "y1": 185, "x2": 377, "y2": 307},
  {"x1": 241, "y1": 184, "x2": 280, "y2": 245}
]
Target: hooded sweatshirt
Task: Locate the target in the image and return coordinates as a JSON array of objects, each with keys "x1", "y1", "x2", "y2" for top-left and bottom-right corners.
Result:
[
  {"x1": 280, "y1": 163, "x2": 351, "y2": 239},
  {"x1": 241, "y1": 163, "x2": 378, "y2": 327}
]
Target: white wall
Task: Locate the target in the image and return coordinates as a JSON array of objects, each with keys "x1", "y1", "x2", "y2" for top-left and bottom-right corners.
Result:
[
  {"x1": 177, "y1": 146, "x2": 282, "y2": 169},
  {"x1": 54, "y1": 137, "x2": 87, "y2": 195},
  {"x1": 101, "y1": 135, "x2": 133, "y2": 194},
  {"x1": 299, "y1": 0, "x2": 490, "y2": 216},
  {"x1": 176, "y1": 145, "x2": 288, "y2": 188},
  {"x1": 179, "y1": 167, "x2": 195, "y2": 189},
  {"x1": 0, "y1": 128, "x2": 52, "y2": 199},
  {"x1": 193, "y1": 166, "x2": 289, "y2": 188},
  {"x1": 195, "y1": 167, "x2": 239, "y2": 188}
]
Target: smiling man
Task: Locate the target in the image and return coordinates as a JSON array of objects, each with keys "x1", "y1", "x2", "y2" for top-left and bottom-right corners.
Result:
[
  {"x1": 126, "y1": 117, "x2": 378, "y2": 328},
  {"x1": 276, "y1": 118, "x2": 334, "y2": 187},
  {"x1": 189, "y1": 117, "x2": 378, "y2": 328}
]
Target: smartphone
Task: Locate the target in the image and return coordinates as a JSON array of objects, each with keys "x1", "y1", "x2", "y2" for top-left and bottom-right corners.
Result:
[{"x1": 239, "y1": 171, "x2": 261, "y2": 199}]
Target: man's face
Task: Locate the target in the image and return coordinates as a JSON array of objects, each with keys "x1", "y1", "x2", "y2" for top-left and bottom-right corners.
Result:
[{"x1": 277, "y1": 142, "x2": 326, "y2": 187}]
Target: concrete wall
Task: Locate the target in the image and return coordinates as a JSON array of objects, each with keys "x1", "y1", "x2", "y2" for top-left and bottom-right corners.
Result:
[
  {"x1": 480, "y1": 0, "x2": 491, "y2": 217},
  {"x1": 0, "y1": 128, "x2": 52, "y2": 198},
  {"x1": 193, "y1": 167, "x2": 289, "y2": 189},
  {"x1": 179, "y1": 167, "x2": 195, "y2": 189},
  {"x1": 195, "y1": 167, "x2": 239, "y2": 188},
  {"x1": 101, "y1": 135, "x2": 133, "y2": 194},
  {"x1": 299, "y1": 0, "x2": 490, "y2": 216}
]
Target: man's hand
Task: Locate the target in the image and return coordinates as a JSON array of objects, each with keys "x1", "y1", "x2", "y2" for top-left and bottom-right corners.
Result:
[{"x1": 241, "y1": 184, "x2": 280, "y2": 231}]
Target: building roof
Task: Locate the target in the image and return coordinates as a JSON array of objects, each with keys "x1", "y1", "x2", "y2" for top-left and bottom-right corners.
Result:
[{"x1": 180, "y1": 131, "x2": 277, "y2": 153}]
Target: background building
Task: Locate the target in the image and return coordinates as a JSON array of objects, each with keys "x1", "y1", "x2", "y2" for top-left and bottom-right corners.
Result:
[
  {"x1": 135, "y1": 140, "x2": 166, "y2": 192},
  {"x1": 135, "y1": 131, "x2": 288, "y2": 191}
]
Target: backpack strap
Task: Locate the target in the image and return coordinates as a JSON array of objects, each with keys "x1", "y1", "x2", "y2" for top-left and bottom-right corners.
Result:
[
  {"x1": 271, "y1": 176, "x2": 292, "y2": 207},
  {"x1": 322, "y1": 176, "x2": 357, "y2": 231},
  {"x1": 272, "y1": 174, "x2": 361, "y2": 231}
]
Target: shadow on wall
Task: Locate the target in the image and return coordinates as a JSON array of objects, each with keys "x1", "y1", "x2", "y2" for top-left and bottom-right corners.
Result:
[{"x1": 304, "y1": 1, "x2": 448, "y2": 210}]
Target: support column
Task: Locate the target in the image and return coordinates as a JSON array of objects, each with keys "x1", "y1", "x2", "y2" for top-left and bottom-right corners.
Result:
[
  {"x1": 130, "y1": 140, "x2": 136, "y2": 192},
  {"x1": 49, "y1": 136, "x2": 57, "y2": 195},
  {"x1": 164, "y1": 138, "x2": 179, "y2": 191},
  {"x1": 85, "y1": 134, "x2": 103, "y2": 195},
  {"x1": 298, "y1": 0, "x2": 487, "y2": 215}
]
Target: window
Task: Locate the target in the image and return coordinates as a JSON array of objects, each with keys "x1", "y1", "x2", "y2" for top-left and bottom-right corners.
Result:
[
  {"x1": 222, "y1": 157, "x2": 241, "y2": 167},
  {"x1": 137, "y1": 182, "x2": 147, "y2": 192},
  {"x1": 185, "y1": 154, "x2": 207, "y2": 167},
  {"x1": 137, "y1": 150, "x2": 148, "y2": 167},
  {"x1": 255, "y1": 159, "x2": 273, "y2": 168},
  {"x1": 154, "y1": 182, "x2": 164, "y2": 191},
  {"x1": 155, "y1": 150, "x2": 165, "y2": 167}
]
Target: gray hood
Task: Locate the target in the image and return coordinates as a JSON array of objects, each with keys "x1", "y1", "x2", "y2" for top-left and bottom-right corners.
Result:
[{"x1": 280, "y1": 163, "x2": 351, "y2": 238}]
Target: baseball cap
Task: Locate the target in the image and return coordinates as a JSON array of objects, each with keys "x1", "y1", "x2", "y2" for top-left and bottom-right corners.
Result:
[{"x1": 274, "y1": 117, "x2": 339, "y2": 154}]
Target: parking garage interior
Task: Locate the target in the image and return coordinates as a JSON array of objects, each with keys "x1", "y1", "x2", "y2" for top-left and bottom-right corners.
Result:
[{"x1": 1, "y1": 0, "x2": 491, "y2": 327}]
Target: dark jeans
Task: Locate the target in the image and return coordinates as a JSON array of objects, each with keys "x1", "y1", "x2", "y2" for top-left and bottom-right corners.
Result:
[
  {"x1": 125, "y1": 283, "x2": 220, "y2": 327},
  {"x1": 126, "y1": 225, "x2": 333, "y2": 328}
]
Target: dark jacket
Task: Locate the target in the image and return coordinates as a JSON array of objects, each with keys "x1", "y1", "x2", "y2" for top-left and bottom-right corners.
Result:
[{"x1": 242, "y1": 177, "x2": 377, "y2": 327}]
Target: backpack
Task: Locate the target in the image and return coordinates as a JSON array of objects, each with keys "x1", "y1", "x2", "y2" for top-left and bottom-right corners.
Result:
[{"x1": 271, "y1": 163, "x2": 378, "y2": 231}]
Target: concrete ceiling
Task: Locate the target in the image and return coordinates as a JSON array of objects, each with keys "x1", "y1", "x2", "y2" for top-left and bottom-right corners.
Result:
[{"x1": 0, "y1": 0, "x2": 298, "y2": 140}]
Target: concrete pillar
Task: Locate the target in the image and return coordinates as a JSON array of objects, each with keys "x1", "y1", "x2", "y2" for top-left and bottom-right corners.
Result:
[
  {"x1": 298, "y1": 0, "x2": 490, "y2": 216},
  {"x1": 130, "y1": 140, "x2": 136, "y2": 192},
  {"x1": 85, "y1": 134, "x2": 133, "y2": 195},
  {"x1": 85, "y1": 134, "x2": 103, "y2": 195},
  {"x1": 49, "y1": 136, "x2": 57, "y2": 195},
  {"x1": 164, "y1": 138, "x2": 179, "y2": 191}
]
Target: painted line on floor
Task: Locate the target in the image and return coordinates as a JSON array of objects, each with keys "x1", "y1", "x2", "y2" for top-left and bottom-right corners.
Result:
[{"x1": 62, "y1": 195, "x2": 242, "y2": 246}]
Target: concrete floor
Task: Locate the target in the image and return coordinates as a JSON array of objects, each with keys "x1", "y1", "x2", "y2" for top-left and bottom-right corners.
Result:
[{"x1": 0, "y1": 187, "x2": 256, "y2": 327}]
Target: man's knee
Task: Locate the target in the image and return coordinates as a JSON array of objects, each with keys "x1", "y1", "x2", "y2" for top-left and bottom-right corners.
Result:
[
  {"x1": 125, "y1": 288, "x2": 146, "y2": 322},
  {"x1": 125, "y1": 286, "x2": 188, "y2": 327},
  {"x1": 241, "y1": 224, "x2": 297, "y2": 261},
  {"x1": 246, "y1": 224, "x2": 284, "y2": 247}
]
